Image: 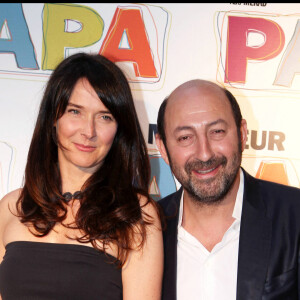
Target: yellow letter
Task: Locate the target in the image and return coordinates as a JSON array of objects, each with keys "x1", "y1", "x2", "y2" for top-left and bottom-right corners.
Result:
[{"x1": 42, "y1": 3, "x2": 103, "y2": 70}]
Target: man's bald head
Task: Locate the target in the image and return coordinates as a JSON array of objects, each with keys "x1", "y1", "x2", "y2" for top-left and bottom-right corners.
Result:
[{"x1": 157, "y1": 79, "x2": 242, "y2": 146}]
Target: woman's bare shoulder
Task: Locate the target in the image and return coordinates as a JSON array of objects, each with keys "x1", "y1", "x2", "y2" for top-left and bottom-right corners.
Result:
[
  {"x1": 122, "y1": 194, "x2": 163, "y2": 300},
  {"x1": 0, "y1": 188, "x2": 22, "y2": 218},
  {"x1": 0, "y1": 189, "x2": 23, "y2": 262},
  {"x1": 138, "y1": 195, "x2": 161, "y2": 224}
]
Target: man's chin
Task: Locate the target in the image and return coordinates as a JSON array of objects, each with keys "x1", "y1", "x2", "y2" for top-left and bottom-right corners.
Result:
[
  {"x1": 186, "y1": 171, "x2": 239, "y2": 205},
  {"x1": 187, "y1": 186, "x2": 227, "y2": 206}
]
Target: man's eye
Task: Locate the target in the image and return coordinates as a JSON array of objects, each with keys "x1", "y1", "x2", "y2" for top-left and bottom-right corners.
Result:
[
  {"x1": 213, "y1": 129, "x2": 225, "y2": 134},
  {"x1": 178, "y1": 136, "x2": 190, "y2": 141},
  {"x1": 210, "y1": 129, "x2": 226, "y2": 139},
  {"x1": 177, "y1": 135, "x2": 194, "y2": 146}
]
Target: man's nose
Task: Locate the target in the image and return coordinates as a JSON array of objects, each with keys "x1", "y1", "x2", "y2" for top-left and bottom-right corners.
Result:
[{"x1": 195, "y1": 136, "x2": 214, "y2": 162}]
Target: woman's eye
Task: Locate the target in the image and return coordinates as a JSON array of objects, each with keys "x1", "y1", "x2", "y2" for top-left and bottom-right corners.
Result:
[
  {"x1": 101, "y1": 114, "x2": 114, "y2": 122},
  {"x1": 68, "y1": 109, "x2": 80, "y2": 115}
]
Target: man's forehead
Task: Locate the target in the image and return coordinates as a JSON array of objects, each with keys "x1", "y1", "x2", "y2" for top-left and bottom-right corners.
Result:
[
  {"x1": 170, "y1": 79, "x2": 224, "y2": 97},
  {"x1": 167, "y1": 81, "x2": 229, "y2": 113}
]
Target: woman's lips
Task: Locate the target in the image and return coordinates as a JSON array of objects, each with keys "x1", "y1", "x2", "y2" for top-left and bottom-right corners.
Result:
[{"x1": 74, "y1": 143, "x2": 96, "y2": 152}]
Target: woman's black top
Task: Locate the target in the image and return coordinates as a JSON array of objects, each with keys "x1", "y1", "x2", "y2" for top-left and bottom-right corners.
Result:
[{"x1": 0, "y1": 241, "x2": 122, "y2": 300}]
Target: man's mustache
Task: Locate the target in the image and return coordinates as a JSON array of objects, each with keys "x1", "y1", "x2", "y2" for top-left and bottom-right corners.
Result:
[{"x1": 185, "y1": 156, "x2": 227, "y2": 174}]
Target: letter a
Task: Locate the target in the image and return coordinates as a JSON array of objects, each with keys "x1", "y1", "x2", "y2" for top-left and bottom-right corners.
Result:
[
  {"x1": 100, "y1": 8, "x2": 157, "y2": 78},
  {"x1": 0, "y1": 3, "x2": 38, "y2": 69}
]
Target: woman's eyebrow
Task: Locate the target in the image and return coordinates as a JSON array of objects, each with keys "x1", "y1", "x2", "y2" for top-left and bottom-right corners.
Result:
[
  {"x1": 67, "y1": 102, "x2": 113, "y2": 115},
  {"x1": 67, "y1": 102, "x2": 82, "y2": 108}
]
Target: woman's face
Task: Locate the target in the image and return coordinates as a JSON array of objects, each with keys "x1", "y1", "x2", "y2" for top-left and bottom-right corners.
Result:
[{"x1": 56, "y1": 78, "x2": 118, "y2": 174}]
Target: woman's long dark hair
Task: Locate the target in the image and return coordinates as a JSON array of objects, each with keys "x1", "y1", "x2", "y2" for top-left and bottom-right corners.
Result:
[{"x1": 17, "y1": 53, "x2": 154, "y2": 265}]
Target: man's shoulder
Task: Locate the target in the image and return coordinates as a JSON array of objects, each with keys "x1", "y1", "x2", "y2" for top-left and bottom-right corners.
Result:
[
  {"x1": 260, "y1": 179, "x2": 300, "y2": 205},
  {"x1": 246, "y1": 170, "x2": 300, "y2": 193},
  {"x1": 157, "y1": 188, "x2": 182, "y2": 216},
  {"x1": 158, "y1": 190, "x2": 179, "y2": 206},
  {"x1": 244, "y1": 170, "x2": 300, "y2": 208}
]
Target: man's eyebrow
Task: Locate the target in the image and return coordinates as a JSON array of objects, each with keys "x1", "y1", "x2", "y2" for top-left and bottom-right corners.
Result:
[
  {"x1": 207, "y1": 119, "x2": 227, "y2": 127},
  {"x1": 174, "y1": 119, "x2": 227, "y2": 133},
  {"x1": 174, "y1": 126, "x2": 194, "y2": 134}
]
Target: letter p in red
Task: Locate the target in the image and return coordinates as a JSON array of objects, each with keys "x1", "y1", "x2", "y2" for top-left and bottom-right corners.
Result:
[{"x1": 225, "y1": 16, "x2": 285, "y2": 83}]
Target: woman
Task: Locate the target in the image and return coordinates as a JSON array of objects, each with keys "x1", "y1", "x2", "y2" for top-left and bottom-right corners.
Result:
[{"x1": 0, "y1": 53, "x2": 163, "y2": 299}]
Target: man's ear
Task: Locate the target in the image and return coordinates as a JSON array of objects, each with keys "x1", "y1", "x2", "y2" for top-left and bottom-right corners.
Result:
[
  {"x1": 240, "y1": 119, "x2": 248, "y2": 152},
  {"x1": 155, "y1": 133, "x2": 170, "y2": 166}
]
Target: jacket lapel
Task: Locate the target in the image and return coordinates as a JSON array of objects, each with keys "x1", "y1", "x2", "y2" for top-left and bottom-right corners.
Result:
[
  {"x1": 161, "y1": 188, "x2": 182, "y2": 300},
  {"x1": 236, "y1": 170, "x2": 272, "y2": 300}
]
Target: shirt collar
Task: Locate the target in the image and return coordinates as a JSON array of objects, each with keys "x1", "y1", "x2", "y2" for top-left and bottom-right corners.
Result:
[{"x1": 178, "y1": 169, "x2": 244, "y2": 228}]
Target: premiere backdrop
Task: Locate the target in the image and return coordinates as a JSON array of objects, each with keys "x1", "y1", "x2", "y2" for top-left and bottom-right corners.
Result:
[{"x1": 0, "y1": 3, "x2": 300, "y2": 200}]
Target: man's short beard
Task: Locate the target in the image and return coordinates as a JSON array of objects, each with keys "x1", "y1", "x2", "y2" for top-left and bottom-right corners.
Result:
[
  {"x1": 168, "y1": 150, "x2": 242, "y2": 206},
  {"x1": 185, "y1": 155, "x2": 240, "y2": 205}
]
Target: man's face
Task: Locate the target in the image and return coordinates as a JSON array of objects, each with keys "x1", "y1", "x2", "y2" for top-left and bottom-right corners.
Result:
[{"x1": 157, "y1": 83, "x2": 247, "y2": 204}]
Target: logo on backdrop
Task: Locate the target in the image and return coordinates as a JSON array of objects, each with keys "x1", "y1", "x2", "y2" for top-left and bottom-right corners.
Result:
[
  {"x1": 0, "y1": 3, "x2": 170, "y2": 84},
  {"x1": 216, "y1": 11, "x2": 300, "y2": 90}
]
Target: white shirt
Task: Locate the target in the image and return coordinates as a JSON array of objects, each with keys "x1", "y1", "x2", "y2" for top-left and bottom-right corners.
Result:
[{"x1": 177, "y1": 170, "x2": 244, "y2": 300}]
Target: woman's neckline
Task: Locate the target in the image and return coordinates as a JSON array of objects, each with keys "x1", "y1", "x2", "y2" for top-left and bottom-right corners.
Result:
[{"x1": 5, "y1": 240, "x2": 119, "y2": 260}]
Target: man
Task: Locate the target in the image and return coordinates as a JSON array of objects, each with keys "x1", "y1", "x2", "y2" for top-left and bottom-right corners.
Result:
[{"x1": 155, "y1": 79, "x2": 300, "y2": 300}]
